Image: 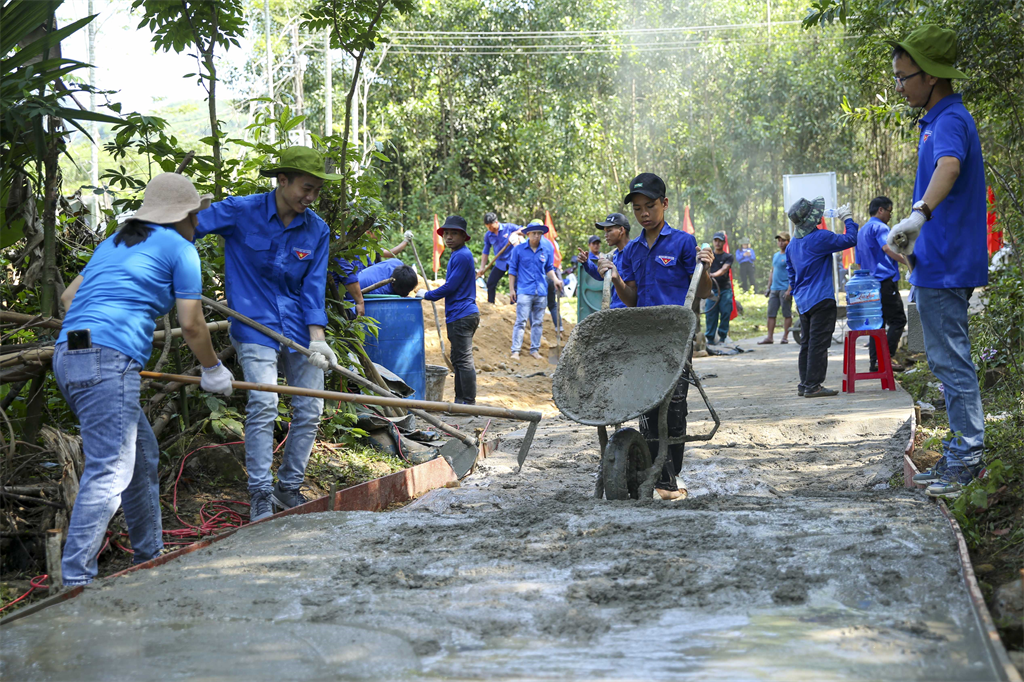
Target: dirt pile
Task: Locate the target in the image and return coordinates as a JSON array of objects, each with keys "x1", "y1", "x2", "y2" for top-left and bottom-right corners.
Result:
[{"x1": 417, "y1": 276, "x2": 572, "y2": 415}]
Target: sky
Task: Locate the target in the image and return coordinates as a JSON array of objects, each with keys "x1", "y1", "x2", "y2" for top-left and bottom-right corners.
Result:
[{"x1": 57, "y1": 0, "x2": 251, "y2": 114}]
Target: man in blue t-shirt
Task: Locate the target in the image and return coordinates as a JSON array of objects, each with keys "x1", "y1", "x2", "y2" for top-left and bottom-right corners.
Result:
[
  {"x1": 735, "y1": 239, "x2": 756, "y2": 292},
  {"x1": 599, "y1": 173, "x2": 713, "y2": 500},
  {"x1": 885, "y1": 25, "x2": 987, "y2": 497},
  {"x1": 423, "y1": 216, "x2": 480, "y2": 405},
  {"x1": 578, "y1": 212, "x2": 631, "y2": 309},
  {"x1": 356, "y1": 258, "x2": 419, "y2": 297},
  {"x1": 477, "y1": 212, "x2": 523, "y2": 304},
  {"x1": 758, "y1": 232, "x2": 793, "y2": 344},
  {"x1": 855, "y1": 196, "x2": 908, "y2": 372},
  {"x1": 785, "y1": 197, "x2": 858, "y2": 398},
  {"x1": 508, "y1": 222, "x2": 562, "y2": 360}
]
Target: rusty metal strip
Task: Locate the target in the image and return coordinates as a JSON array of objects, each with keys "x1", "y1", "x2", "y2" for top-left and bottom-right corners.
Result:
[
  {"x1": 938, "y1": 501, "x2": 1023, "y2": 682},
  {"x1": 0, "y1": 457, "x2": 457, "y2": 627},
  {"x1": 903, "y1": 406, "x2": 920, "y2": 489}
]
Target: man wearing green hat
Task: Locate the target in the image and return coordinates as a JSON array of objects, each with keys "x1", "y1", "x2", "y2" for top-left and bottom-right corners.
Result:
[
  {"x1": 885, "y1": 25, "x2": 987, "y2": 499},
  {"x1": 196, "y1": 146, "x2": 341, "y2": 521}
]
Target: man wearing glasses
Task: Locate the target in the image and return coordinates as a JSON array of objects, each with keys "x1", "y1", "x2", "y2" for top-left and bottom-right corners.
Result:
[{"x1": 886, "y1": 25, "x2": 987, "y2": 499}]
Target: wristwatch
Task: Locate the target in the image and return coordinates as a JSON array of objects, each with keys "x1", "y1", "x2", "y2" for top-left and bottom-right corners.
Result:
[{"x1": 912, "y1": 200, "x2": 932, "y2": 221}]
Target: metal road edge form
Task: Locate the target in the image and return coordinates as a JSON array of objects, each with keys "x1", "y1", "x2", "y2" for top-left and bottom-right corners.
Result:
[{"x1": 0, "y1": 457, "x2": 458, "y2": 628}]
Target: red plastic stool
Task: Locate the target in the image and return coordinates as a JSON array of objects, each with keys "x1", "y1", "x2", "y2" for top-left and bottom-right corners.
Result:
[{"x1": 842, "y1": 328, "x2": 896, "y2": 393}]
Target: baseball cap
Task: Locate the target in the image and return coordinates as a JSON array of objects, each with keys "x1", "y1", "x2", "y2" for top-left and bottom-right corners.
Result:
[
  {"x1": 588, "y1": 235, "x2": 602, "y2": 244},
  {"x1": 775, "y1": 232, "x2": 790, "y2": 240},
  {"x1": 623, "y1": 173, "x2": 667, "y2": 205},
  {"x1": 595, "y1": 212, "x2": 630, "y2": 229},
  {"x1": 712, "y1": 231, "x2": 727, "y2": 241}
]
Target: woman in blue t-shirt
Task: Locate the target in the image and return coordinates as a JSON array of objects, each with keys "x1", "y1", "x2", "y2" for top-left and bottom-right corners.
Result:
[{"x1": 54, "y1": 173, "x2": 234, "y2": 586}]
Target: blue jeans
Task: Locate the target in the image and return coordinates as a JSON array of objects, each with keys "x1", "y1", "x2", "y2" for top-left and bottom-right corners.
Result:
[
  {"x1": 511, "y1": 294, "x2": 546, "y2": 353},
  {"x1": 916, "y1": 286, "x2": 984, "y2": 464},
  {"x1": 233, "y1": 342, "x2": 324, "y2": 493},
  {"x1": 53, "y1": 343, "x2": 162, "y2": 586},
  {"x1": 704, "y1": 288, "x2": 733, "y2": 342}
]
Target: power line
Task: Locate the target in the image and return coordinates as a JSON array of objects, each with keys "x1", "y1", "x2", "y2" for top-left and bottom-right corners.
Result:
[{"x1": 386, "y1": 19, "x2": 803, "y2": 39}]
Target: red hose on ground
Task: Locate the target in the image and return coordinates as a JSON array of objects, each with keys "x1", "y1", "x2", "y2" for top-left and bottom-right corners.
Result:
[{"x1": 0, "y1": 575, "x2": 49, "y2": 614}]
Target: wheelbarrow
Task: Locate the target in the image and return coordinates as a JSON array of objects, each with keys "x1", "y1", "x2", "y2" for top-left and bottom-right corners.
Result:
[{"x1": 552, "y1": 265, "x2": 721, "y2": 500}]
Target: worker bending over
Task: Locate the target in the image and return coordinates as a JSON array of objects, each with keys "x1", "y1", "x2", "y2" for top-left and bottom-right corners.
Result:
[
  {"x1": 785, "y1": 197, "x2": 857, "y2": 398},
  {"x1": 508, "y1": 222, "x2": 563, "y2": 360},
  {"x1": 357, "y1": 258, "x2": 419, "y2": 297},
  {"x1": 477, "y1": 212, "x2": 523, "y2": 304},
  {"x1": 422, "y1": 216, "x2": 480, "y2": 405},
  {"x1": 195, "y1": 146, "x2": 337, "y2": 521},
  {"x1": 599, "y1": 173, "x2": 713, "y2": 500}
]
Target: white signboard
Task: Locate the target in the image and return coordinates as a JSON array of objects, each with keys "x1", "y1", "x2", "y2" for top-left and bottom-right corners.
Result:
[{"x1": 783, "y1": 172, "x2": 837, "y2": 227}]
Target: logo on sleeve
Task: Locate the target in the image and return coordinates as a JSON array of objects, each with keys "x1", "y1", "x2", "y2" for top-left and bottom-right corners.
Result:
[
  {"x1": 657, "y1": 255, "x2": 676, "y2": 266},
  {"x1": 293, "y1": 248, "x2": 312, "y2": 260}
]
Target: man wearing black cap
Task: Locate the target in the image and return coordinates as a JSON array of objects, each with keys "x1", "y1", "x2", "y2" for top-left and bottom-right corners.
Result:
[
  {"x1": 423, "y1": 216, "x2": 480, "y2": 404},
  {"x1": 587, "y1": 235, "x2": 603, "y2": 260},
  {"x1": 598, "y1": 173, "x2": 713, "y2": 500},
  {"x1": 577, "y1": 213, "x2": 631, "y2": 309},
  {"x1": 704, "y1": 231, "x2": 735, "y2": 345}
]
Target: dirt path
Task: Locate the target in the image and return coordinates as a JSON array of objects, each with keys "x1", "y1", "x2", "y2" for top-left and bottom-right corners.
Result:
[{"x1": 0, "y1": 341, "x2": 1006, "y2": 681}]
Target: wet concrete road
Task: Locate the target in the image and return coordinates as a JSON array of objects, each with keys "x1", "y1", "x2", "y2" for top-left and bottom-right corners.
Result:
[{"x1": 0, "y1": 341, "x2": 1006, "y2": 681}]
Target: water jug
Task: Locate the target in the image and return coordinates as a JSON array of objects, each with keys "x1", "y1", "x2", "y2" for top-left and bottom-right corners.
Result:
[{"x1": 846, "y1": 268, "x2": 883, "y2": 330}]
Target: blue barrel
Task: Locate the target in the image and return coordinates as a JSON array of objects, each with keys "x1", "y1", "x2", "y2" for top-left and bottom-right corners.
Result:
[
  {"x1": 363, "y1": 295, "x2": 427, "y2": 399},
  {"x1": 846, "y1": 269, "x2": 883, "y2": 330}
]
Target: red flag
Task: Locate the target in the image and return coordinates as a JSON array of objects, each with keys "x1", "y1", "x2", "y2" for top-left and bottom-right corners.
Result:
[
  {"x1": 682, "y1": 205, "x2": 694, "y2": 234},
  {"x1": 543, "y1": 210, "x2": 562, "y2": 269},
  {"x1": 987, "y1": 186, "x2": 1002, "y2": 255},
  {"x1": 432, "y1": 214, "x2": 444, "y2": 276},
  {"x1": 722, "y1": 233, "x2": 739, "y2": 321}
]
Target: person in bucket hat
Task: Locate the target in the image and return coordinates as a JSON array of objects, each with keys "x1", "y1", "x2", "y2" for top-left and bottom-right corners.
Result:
[
  {"x1": 884, "y1": 25, "x2": 988, "y2": 498},
  {"x1": 508, "y1": 222, "x2": 562, "y2": 360},
  {"x1": 55, "y1": 173, "x2": 232, "y2": 586},
  {"x1": 194, "y1": 146, "x2": 340, "y2": 521},
  {"x1": 422, "y1": 216, "x2": 481, "y2": 404}
]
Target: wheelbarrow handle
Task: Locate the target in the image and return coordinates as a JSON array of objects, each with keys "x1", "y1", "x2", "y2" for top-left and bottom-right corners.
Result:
[
  {"x1": 683, "y1": 247, "x2": 710, "y2": 310},
  {"x1": 601, "y1": 269, "x2": 613, "y2": 311}
]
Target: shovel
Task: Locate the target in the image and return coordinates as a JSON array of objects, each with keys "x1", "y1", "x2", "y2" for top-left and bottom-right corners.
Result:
[{"x1": 548, "y1": 286, "x2": 563, "y2": 365}]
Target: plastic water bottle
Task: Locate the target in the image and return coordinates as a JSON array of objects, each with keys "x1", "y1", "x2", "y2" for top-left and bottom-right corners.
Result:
[{"x1": 846, "y1": 268, "x2": 883, "y2": 330}]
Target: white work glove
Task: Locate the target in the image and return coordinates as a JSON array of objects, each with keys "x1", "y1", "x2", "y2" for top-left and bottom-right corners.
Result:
[
  {"x1": 200, "y1": 361, "x2": 234, "y2": 397},
  {"x1": 307, "y1": 340, "x2": 337, "y2": 371},
  {"x1": 887, "y1": 210, "x2": 926, "y2": 256},
  {"x1": 836, "y1": 203, "x2": 852, "y2": 222},
  {"x1": 403, "y1": 230, "x2": 414, "y2": 240}
]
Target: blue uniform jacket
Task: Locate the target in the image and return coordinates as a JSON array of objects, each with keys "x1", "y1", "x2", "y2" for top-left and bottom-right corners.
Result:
[
  {"x1": 508, "y1": 240, "x2": 554, "y2": 297},
  {"x1": 423, "y1": 246, "x2": 478, "y2": 323},
  {"x1": 855, "y1": 217, "x2": 900, "y2": 283},
  {"x1": 357, "y1": 258, "x2": 405, "y2": 296},
  {"x1": 482, "y1": 223, "x2": 521, "y2": 272},
  {"x1": 618, "y1": 222, "x2": 697, "y2": 307},
  {"x1": 786, "y1": 219, "x2": 858, "y2": 315},
  {"x1": 196, "y1": 191, "x2": 329, "y2": 350},
  {"x1": 583, "y1": 249, "x2": 625, "y2": 309}
]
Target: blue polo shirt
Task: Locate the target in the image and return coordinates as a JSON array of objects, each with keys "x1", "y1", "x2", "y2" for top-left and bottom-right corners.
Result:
[
  {"x1": 357, "y1": 258, "x2": 406, "y2": 296},
  {"x1": 482, "y1": 223, "x2": 521, "y2": 272},
  {"x1": 770, "y1": 251, "x2": 790, "y2": 291},
  {"x1": 736, "y1": 247, "x2": 756, "y2": 264},
  {"x1": 911, "y1": 94, "x2": 987, "y2": 289},
  {"x1": 582, "y1": 248, "x2": 626, "y2": 309},
  {"x1": 786, "y1": 219, "x2": 858, "y2": 314},
  {"x1": 59, "y1": 223, "x2": 203, "y2": 365},
  {"x1": 855, "y1": 217, "x2": 900, "y2": 283},
  {"x1": 508, "y1": 239, "x2": 554, "y2": 297},
  {"x1": 423, "y1": 245, "x2": 478, "y2": 323},
  {"x1": 618, "y1": 222, "x2": 697, "y2": 307},
  {"x1": 196, "y1": 191, "x2": 329, "y2": 350}
]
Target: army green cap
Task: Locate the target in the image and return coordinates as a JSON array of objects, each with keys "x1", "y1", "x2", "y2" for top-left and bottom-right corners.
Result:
[
  {"x1": 259, "y1": 146, "x2": 344, "y2": 180},
  {"x1": 887, "y1": 24, "x2": 968, "y2": 80}
]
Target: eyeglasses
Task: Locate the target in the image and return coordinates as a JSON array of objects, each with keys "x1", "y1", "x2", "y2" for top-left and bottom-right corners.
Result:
[{"x1": 892, "y1": 70, "x2": 924, "y2": 88}]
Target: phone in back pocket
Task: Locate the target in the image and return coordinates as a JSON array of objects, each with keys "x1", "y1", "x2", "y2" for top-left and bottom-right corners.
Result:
[{"x1": 67, "y1": 329, "x2": 92, "y2": 350}]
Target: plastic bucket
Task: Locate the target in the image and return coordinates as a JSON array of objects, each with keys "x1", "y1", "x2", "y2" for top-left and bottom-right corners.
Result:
[
  {"x1": 424, "y1": 364, "x2": 448, "y2": 403},
  {"x1": 363, "y1": 295, "x2": 427, "y2": 399}
]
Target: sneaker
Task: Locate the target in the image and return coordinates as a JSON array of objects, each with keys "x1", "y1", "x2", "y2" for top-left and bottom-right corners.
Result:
[
  {"x1": 249, "y1": 489, "x2": 274, "y2": 522},
  {"x1": 721, "y1": 336, "x2": 735, "y2": 345},
  {"x1": 705, "y1": 337, "x2": 717, "y2": 346},
  {"x1": 869, "y1": 364, "x2": 879, "y2": 373},
  {"x1": 804, "y1": 385, "x2": 839, "y2": 398},
  {"x1": 912, "y1": 456, "x2": 949, "y2": 484},
  {"x1": 797, "y1": 385, "x2": 805, "y2": 396},
  {"x1": 926, "y1": 463, "x2": 981, "y2": 499},
  {"x1": 272, "y1": 482, "x2": 309, "y2": 510}
]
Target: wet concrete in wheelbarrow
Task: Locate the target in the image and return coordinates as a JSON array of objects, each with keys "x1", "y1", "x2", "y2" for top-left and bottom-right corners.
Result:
[{"x1": 0, "y1": 341, "x2": 1003, "y2": 681}]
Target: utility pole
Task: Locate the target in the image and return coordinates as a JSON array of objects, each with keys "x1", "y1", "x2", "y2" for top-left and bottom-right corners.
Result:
[
  {"x1": 88, "y1": 0, "x2": 99, "y2": 230},
  {"x1": 265, "y1": 0, "x2": 274, "y2": 143},
  {"x1": 324, "y1": 30, "x2": 332, "y2": 136}
]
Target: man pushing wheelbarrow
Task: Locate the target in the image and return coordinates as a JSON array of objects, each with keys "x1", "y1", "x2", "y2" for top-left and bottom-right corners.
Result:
[{"x1": 553, "y1": 173, "x2": 715, "y2": 501}]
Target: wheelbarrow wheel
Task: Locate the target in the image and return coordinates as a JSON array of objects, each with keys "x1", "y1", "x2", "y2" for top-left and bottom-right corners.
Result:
[{"x1": 603, "y1": 428, "x2": 652, "y2": 500}]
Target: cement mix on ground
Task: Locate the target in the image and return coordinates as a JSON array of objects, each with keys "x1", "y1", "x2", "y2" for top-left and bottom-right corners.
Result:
[{"x1": 0, "y1": 341, "x2": 1003, "y2": 681}]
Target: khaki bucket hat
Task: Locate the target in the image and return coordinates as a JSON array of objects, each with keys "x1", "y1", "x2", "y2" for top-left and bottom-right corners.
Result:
[
  {"x1": 133, "y1": 173, "x2": 213, "y2": 225},
  {"x1": 887, "y1": 24, "x2": 968, "y2": 79},
  {"x1": 259, "y1": 146, "x2": 344, "y2": 180}
]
